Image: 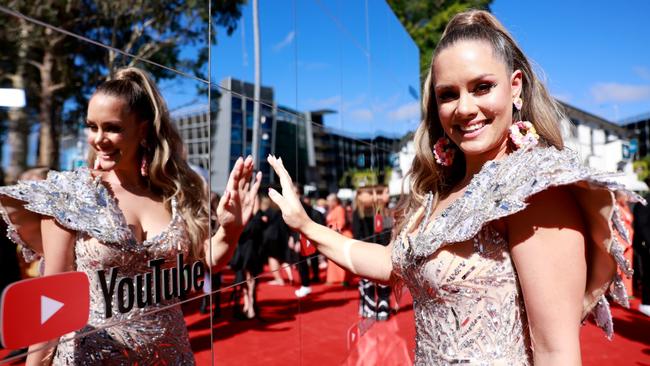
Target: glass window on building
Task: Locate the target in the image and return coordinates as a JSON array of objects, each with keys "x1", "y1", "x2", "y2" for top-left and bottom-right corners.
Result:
[
  {"x1": 232, "y1": 96, "x2": 242, "y2": 111},
  {"x1": 233, "y1": 111, "x2": 243, "y2": 127},
  {"x1": 231, "y1": 126, "x2": 242, "y2": 142},
  {"x1": 231, "y1": 143, "x2": 242, "y2": 157}
]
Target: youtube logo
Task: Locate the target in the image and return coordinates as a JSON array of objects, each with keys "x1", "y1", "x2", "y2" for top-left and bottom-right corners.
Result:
[{"x1": 0, "y1": 272, "x2": 89, "y2": 349}]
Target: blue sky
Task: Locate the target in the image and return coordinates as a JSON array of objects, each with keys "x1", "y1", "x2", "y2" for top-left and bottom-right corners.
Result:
[
  {"x1": 207, "y1": 0, "x2": 650, "y2": 133},
  {"x1": 211, "y1": 0, "x2": 421, "y2": 138},
  {"x1": 492, "y1": 0, "x2": 650, "y2": 122},
  {"x1": 5, "y1": 1, "x2": 649, "y2": 169}
]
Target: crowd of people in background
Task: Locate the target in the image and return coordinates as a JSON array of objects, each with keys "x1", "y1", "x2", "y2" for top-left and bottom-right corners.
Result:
[
  {"x1": 2, "y1": 163, "x2": 650, "y2": 361},
  {"x1": 213, "y1": 182, "x2": 400, "y2": 322}
]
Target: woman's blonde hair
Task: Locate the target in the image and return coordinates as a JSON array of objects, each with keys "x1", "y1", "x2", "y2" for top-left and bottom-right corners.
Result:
[
  {"x1": 354, "y1": 187, "x2": 375, "y2": 219},
  {"x1": 394, "y1": 10, "x2": 566, "y2": 235},
  {"x1": 88, "y1": 67, "x2": 209, "y2": 260}
]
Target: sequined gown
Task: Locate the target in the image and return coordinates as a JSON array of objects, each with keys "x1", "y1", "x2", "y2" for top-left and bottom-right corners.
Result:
[
  {"x1": 391, "y1": 146, "x2": 643, "y2": 365},
  {"x1": 0, "y1": 168, "x2": 195, "y2": 365}
]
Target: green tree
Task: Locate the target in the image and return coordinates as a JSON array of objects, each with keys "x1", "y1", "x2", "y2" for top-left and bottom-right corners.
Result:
[
  {"x1": 633, "y1": 156, "x2": 650, "y2": 182},
  {"x1": 386, "y1": 0, "x2": 492, "y2": 86},
  {"x1": 0, "y1": 0, "x2": 245, "y2": 183},
  {"x1": 339, "y1": 168, "x2": 392, "y2": 189}
]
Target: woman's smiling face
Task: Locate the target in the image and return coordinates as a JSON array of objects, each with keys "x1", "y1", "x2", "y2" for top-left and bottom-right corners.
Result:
[
  {"x1": 86, "y1": 93, "x2": 146, "y2": 172},
  {"x1": 433, "y1": 40, "x2": 522, "y2": 161}
]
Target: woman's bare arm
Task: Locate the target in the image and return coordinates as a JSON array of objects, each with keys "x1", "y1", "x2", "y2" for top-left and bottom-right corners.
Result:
[
  {"x1": 206, "y1": 226, "x2": 239, "y2": 271},
  {"x1": 507, "y1": 186, "x2": 586, "y2": 366},
  {"x1": 205, "y1": 156, "x2": 261, "y2": 269},
  {"x1": 300, "y1": 220, "x2": 394, "y2": 282},
  {"x1": 26, "y1": 218, "x2": 76, "y2": 366},
  {"x1": 267, "y1": 155, "x2": 393, "y2": 282}
]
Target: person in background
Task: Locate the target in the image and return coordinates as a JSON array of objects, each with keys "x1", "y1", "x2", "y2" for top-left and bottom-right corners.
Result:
[
  {"x1": 354, "y1": 185, "x2": 393, "y2": 320},
  {"x1": 324, "y1": 193, "x2": 352, "y2": 286},
  {"x1": 292, "y1": 186, "x2": 324, "y2": 298},
  {"x1": 264, "y1": 193, "x2": 294, "y2": 286},
  {"x1": 229, "y1": 195, "x2": 267, "y2": 319},
  {"x1": 314, "y1": 198, "x2": 329, "y2": 270}
]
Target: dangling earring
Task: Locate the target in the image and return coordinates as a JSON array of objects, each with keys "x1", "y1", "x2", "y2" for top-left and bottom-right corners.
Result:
[
  {"x1": 93, "y1": 157, "x2": 100, "y2": 170},
  {"x1": 140, "y1": 139, "x2": 149, "y2": 177},
  {"x1": 513, "y1": 96, "x2": 523, "y2": 112},
  {"x1": 509, "y1": 121, "x2": 539, "y2": 149},
  {"x1": 509, "y1": 97, "x2": 539, "y2": 149},
  {"x1": 433, "y1": 136, "x2": 455, "y2": 166}
]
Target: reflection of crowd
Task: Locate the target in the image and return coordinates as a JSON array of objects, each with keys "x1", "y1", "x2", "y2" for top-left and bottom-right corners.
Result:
[
  {"x1": 215, "y1": 184, "x2": 400, "y2": 322},
  {"x1": 353, "y1": 186, "x2": 392, "y2": 320}
]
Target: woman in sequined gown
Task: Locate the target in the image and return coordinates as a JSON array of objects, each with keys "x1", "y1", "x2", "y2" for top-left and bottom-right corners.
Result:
[
  {"x1": 0, "y1": 67, "x2": 261, "y2": 365},
  {"x1": 266, "y1": 10, "x2": 643, "y2": 366}
]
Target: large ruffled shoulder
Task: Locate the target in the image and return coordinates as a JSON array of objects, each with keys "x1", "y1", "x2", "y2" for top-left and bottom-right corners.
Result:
[
  {"x1": 410, "y1": 145, "x2": 645, "y2": 338},
  {"x1": 0, "y1": 168, "x2": 131, "y2": 260}
]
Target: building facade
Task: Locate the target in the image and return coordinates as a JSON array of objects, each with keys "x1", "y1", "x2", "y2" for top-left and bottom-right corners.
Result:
[
  {"x1": 622, "y1": 112, "x2": 650, "y2": 159},
  {"x1": 171, "y1": 105, "x2": 210, "y2": 172},
  {"x1": 207, "y1": 77, "x2": 400, "y2": 194},
  {"x1": 211, "y1": 77, "x2": 275, "y2": 191}
]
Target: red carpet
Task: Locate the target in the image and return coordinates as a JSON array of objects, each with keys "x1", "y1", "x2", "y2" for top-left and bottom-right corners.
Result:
[
  {"x1": 191, "y1": 270, "x2": 650, "y2": 365},
  {"x1": 2, "y1": 269, "x2": 649, "y2": 365}
]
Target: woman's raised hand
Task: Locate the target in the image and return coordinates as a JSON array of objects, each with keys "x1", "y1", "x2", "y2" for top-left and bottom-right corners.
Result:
[
  {"x1": 267, "y1": 155, "x2": 312, "y2": 232},
  {"x1": 217, "y1": 156, "x2": 262, "y2": 239}
]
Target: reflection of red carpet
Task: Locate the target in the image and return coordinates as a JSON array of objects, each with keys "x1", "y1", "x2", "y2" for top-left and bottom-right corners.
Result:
[
  {"x1": 1, "y1": 270, "x2": 649, "y2": 365},
  {"x1": 185, "y1": 269, "x2": 650, "y2": 365}
]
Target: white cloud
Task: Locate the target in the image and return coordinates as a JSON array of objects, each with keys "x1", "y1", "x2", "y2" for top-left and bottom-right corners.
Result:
[
  {"x1": 590, "y1": 83, "x2": 650, "y2": 103},
  {"x1": 273, "y1": 31, "x2": 295, "y2": 52},
  {"x1": 348, "y1": 108, "x2": 373, "y2": 122},
  {"x1": 388, "y1": 101, "x2": 420, "y2": 121},
  {"x1": 633, "y1": 66, "x2": 650, "y2": 81}
]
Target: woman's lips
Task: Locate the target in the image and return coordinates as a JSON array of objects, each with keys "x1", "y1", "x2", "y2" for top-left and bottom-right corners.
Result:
[
  {"x1": 456, "y1": 121, "x2": 488, "y2": 139},
  {"x1": 97, "y1": 150, "x2": 119, "y2": 159}
]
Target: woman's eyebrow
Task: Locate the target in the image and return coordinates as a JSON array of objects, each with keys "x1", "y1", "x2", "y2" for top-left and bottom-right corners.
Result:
[{"x1": 434, "y1": 73, "x2": 496, "y2": 91}]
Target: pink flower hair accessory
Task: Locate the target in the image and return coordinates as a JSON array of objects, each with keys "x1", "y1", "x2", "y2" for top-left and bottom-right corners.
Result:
[
  {"x1": 433, "y1": 136, "x2": 455, "y2": 166},
  {"x1": 509, "y1": 121, "x2": 539, "y2": 149}
]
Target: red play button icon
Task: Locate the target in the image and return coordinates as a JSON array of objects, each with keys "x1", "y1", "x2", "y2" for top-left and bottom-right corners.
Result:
[{"x1": 0, "y1": 272, "x2": 90, "y2": 349}]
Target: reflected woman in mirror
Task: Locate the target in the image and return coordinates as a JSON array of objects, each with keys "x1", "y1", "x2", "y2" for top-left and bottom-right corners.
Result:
[
  {"x1": 266, "y1": 10, "x2": 643, "y2": 365},
  {"x1": 0, "y1": 67, "x2": 260, "y2": 365}
]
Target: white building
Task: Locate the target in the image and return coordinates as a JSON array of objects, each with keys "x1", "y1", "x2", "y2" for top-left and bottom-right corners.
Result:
[{"x1": 561, "y1": 102, "x2": 647, "y2": 191}]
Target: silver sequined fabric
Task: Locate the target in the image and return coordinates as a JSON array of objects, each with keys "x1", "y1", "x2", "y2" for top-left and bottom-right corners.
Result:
[
  {"x1": 0, "y1": 168, "x2": 195, "y2": 365},
  {"x1": 392, "y1": 146, "x2": 643, "y2": 365}
]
